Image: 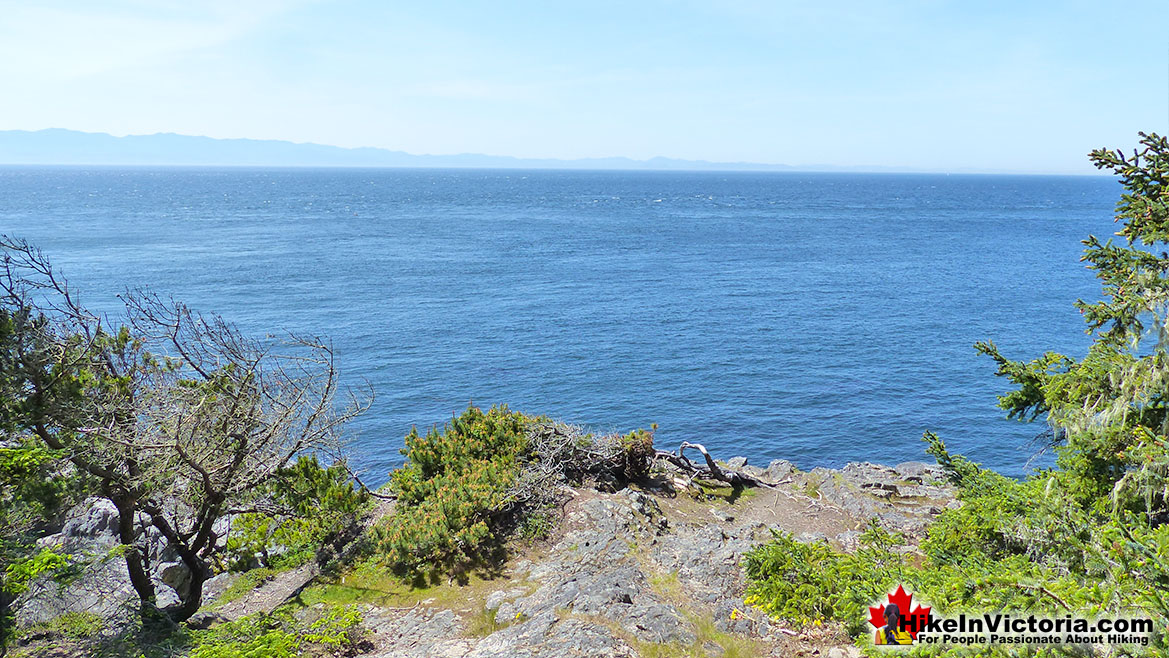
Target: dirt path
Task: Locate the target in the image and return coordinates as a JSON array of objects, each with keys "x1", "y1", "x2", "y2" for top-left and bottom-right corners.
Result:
[{"x1": 217, "y1": 497, "x2": 396, "y2": 621}]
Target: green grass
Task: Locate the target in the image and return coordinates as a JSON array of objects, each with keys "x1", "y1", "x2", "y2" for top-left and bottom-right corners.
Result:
[
  {"x1": 568, "y1": 607, "x2": 763, "y2": 658},
  {"x1": 208, "y1": 567, "x2": 278, "y2": 608},
  {"x1": 293, "y1": 559, "x2": 518, "y2": 613},
  {"x1": 648, "y1": 569, "x2": 683, "y2": 601},
  {"x1": 464, "y1": 605, "x2": 524, "y2": 638},
  {"x1": 16, "y1": 611, "x2": 103, "y2": 642}
]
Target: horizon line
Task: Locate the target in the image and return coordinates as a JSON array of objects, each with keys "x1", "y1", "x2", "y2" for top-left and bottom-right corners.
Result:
[{"x1": 0, "y1": 127, "x2": 1110, "y2": 176}]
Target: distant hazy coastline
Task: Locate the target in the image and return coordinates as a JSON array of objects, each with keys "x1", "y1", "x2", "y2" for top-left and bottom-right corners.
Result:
[{"x1": 0, "y1": 128, "x2": 1034, "y2": 173}]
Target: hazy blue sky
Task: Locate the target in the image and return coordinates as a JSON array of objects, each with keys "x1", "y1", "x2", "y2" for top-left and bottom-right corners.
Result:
[{"x1": 2, "y1": 1, "x2": 1166, "y2": 173}]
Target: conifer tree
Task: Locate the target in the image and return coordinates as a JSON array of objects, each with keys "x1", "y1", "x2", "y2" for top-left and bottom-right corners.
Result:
[{"x1": 977, "y1": 132, "x2": 1168, "y2": 518}]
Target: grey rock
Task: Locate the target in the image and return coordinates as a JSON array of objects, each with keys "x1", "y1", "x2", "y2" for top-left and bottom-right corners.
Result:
[
  {"x1": 725, "y1": 456, "x2": 748, "y2": 470},
  {"x1": 465, "y1": 613, "x2": 634, "y2": 658},
  {"x1": 186, "y1": 611, "x2": 228, "y2": 630},
  {"x1": 765, "y1": 459, "x2": 795, "y2": 481},
  {"x1": 158, "y1": 561, "x2": 191, "y2": 600},
  {"x1": 60, "y1": 497, "x2": 120, "y2": 545},
  {"x1": 201, "y1": 572, "x2": 238, "y2": 605},
  {"x1": 834, "y1": 530, "x2": 862, "y2": 552},
  {"x1": 893, "y1": 484, "x2": 933, "y2": 498},
  {"x1": 15, "y1": 496, "x2": 187, "y2": 631},
  {"x1": 495, "y1": 602, "x2": 518, "y2": 623},
  {"x1": 710, "y1": 508, "x2": 734, "y2": 523},
  {"x1": 740, "y1": 464, "x2": 767, "y2": 478},
  {"x1": 704, "y1": 640, "x2": 726, "y2": 656},
  {"x1": 364, "y1": 606, "x2": 465, "y2": 654},
  {"x1": 893, "y1": 461, "x2": 932, "y2": 480},
  {"x1": 623, "y1": 602, "x2": 695, "y2": 643},
  {"x1": 485, "y1": 590, "x2": 508, "y2": 612},
  {"x1": 714, "y1": 598, "x2": 768, "y2": 635},
  {"x1": 155, "y1": 583, "x2": 181, "y2": 609},
  {"x1": 625, "y1": 490, "x2": 662, "y2": 518}
]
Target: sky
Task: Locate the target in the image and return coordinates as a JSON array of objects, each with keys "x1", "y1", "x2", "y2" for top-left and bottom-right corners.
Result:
[{"x1": 1, "y1": 0, "x2": 1166, "y2": 173}]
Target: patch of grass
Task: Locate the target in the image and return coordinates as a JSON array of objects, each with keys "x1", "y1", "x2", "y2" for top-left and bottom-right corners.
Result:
[
  {"x1": 517, "y1": 507, "x2": 556, "y2": 543},
  {"x1": 209, "y1": 567, "x2": 277, "y2": 608},
  {"x1": 801, "y1": 479, "x2": 820, "y2": 499},
  {"x1": 17, "y1": 611, "x2": 103, "y2": 642},
  {"x1": 188, "y1": 605, "x2": 363, "y2": 658},
  {"x1": 12, "y1": 613, "x2": 193, "y2": 658},
  {"x1": 568, "y1": 607, "x2": 763, "y2": 658},
  {"x1": 688, "y1": 481, "x2": 761, "y2": 505},
  {"x1": 647, "y1": 569, "x2": 683, "y2": 602},
  {"x1": 294, "y1": 559, "x2": 517, "y2": 614},
  {"x1": 465, "y1": 606, "x2": 521, "y2": 638},
  {"x1": 688, "y1": 613, "x2": 762, "y2": 658}
]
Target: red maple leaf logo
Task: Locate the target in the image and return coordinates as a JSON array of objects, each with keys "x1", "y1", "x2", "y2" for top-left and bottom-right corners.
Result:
[{"x1": 868, "y1": 585, "x2": 931, "y2": 640}]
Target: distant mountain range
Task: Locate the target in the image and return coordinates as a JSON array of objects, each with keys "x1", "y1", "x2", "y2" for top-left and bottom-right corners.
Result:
[
  {"x1": 0, "y1": 128, "x2": 953, "y2": 172},
  {"x1": 0, "y1": 128, "x2": 814, "y2": 171}
]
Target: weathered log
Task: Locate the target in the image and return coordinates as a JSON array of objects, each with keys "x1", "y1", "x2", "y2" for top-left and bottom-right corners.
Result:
[{"x1": 653, "y1": 442, "x2": 776, "y2": 488}]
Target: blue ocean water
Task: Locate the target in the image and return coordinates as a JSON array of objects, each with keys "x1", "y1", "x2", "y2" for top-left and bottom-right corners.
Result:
[{"x1": 0, "y1": 167, "x2": 1120, "y2": 481}]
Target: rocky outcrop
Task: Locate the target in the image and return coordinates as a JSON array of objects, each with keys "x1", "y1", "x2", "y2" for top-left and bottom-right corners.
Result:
[
  {"x1": 13, "y1": 458, "x2": 952, "y2": 657},
  {"x1": 15, "y1": 497, "x2": 186, "y2": 627},
  {"x1": 356, "y1": 458, "x2": 952, "y2": 657},
  {"x1": 796, "y1": 461, "x2": 955, "y2": 540}
]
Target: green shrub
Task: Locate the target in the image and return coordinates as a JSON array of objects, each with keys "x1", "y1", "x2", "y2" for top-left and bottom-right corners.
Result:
[
  {"x1": 619, "y1": 428, "x2": 656, "y2": 481},
  {"x1": 376, "y1": 405, "x2": 537, "y2": 577},
  {"x1": 224, "y1": 455, "x2": 368, "y2": 571},
  {"x1": 189, "y1": 605, "x2": 362, "y2": 658},
  {"x1": 2, "y1": 546, "x2": 69, "y2": 595},
  {"x1": 744, "y1": 522, "x2": 903, "y2": 634},
  {"x1": 745, "y1": 436, "x2": 1163, "y2": 654}
]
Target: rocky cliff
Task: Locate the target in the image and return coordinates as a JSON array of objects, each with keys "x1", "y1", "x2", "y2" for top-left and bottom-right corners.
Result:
[{"x1": 13, "y1": 457, "x2": 954, "y2": 657}]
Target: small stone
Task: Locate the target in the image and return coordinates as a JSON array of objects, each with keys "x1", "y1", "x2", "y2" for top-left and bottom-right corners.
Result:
[
  {"x1": 186, "y1": 611, "x2": 228, "y2": 630},
  {"x1": 828, "y1": 648, "x2": 849, "y2": 658},
  {"x1": 710, "y1": 508, "x2": 734, "y2": 523},
  {"x1": 495, "y1": 601, "x2": 517, "y2": 622},
  {"x1": 703, "y1": 639, "x2": 726, "y2": 656},
  {"x1": 486, "y1": 590, "x2": 508, "y2": 611},
  {"x1": 725, "y1": 456, "x2": 748, "y2": 470},
  {"x1": 158, "y1": 561, "x2": 191, "y2": 599},
  {"x1": 894, "y1": 461, "x2": 931, "y2": 478},
  {"x1": 834, "y1": 531, "x2": 862, "y2": 552}
]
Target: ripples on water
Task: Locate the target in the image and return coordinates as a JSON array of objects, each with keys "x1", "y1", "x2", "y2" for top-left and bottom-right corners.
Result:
[{"x1": 0, "y1": 167, "x2": 1119, "y2": 482}]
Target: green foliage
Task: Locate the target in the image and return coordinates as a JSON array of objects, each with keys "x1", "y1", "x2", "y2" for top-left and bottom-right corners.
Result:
[
  {"x1": 376, "y1": 404, "x2": 536, "y2": 576},
  {"x1": 0, "y1": 440, "x2": 73, "y2": 524},
  {"x1": 517, "y1": 507, "x2": 556, "y2": 542},
  {"x1": 745, "y1": 134, "x2": 1169, "y2": 655},
  {"x1": 211, "y1": 568, "x2": 277, "y2": 607},
  {"x1": 14, "y1": 611, "x2": 104, "y2": 644},
  {"x1": 619, "y1": 428, "x2": 656, "y2": 481},
  {"x1": 2, "y1": 547, "x2": 69, "y2": 595},
  {"x1": 225, "y1": 455, "x2": 368, "y2": 571},
  {"x1": 977, "y1": 133, "x2": 1169, "y2": 512},
  {"x1": 189, "y1": 605, "x2": 362, "y2": 658},
  {"x1": 744, "y1": 522, "x2": 904, "y2": 634}
]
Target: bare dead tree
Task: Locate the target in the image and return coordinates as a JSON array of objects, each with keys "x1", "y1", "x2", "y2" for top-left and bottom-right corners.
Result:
[
  {"x1": 654, "y1": 442, "x2": 777, "y2": 489},
  {"x1": 0, "y1": 237, "x2": 367, "y2": 623}
]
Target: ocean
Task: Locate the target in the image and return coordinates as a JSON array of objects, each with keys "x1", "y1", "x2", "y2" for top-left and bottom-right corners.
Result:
[{"x1": 0, "y1": 167, "x2": 1120, "y2": 482}]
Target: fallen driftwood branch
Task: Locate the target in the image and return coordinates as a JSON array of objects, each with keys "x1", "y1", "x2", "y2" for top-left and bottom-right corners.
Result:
[{"x1": 654, "y1": 441, "x2": 777, "y2": 488}]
